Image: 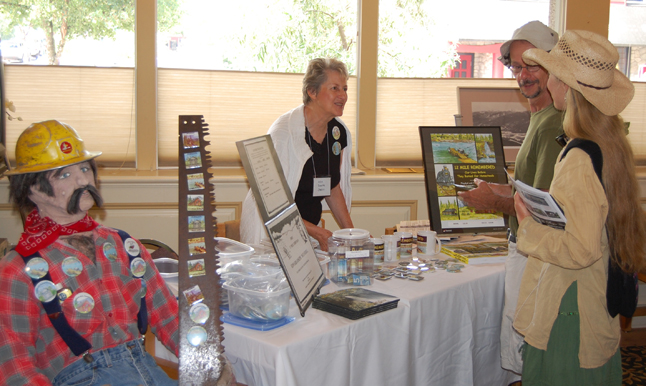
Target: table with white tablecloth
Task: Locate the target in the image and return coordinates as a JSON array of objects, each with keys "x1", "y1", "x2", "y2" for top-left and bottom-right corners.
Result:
[{"x1": 222, "y1": 261, "x2": 509, "y2": 386}]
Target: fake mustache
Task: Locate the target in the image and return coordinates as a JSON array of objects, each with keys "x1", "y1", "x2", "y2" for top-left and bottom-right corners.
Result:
[{"x1": 67, "y1": 185, "x2": 103, "y2": 214}]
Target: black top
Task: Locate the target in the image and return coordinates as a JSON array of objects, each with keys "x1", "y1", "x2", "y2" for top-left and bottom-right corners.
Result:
[{"x1": 295, "y1": 118, "x2": 348, "y2": 225}]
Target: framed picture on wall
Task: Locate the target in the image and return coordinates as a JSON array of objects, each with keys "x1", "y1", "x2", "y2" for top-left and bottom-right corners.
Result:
[{"x1": 457, "y1": 87, "x2": 531, "y2": 164}]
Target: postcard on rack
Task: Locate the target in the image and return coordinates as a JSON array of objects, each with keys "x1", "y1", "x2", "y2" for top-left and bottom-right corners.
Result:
[
  {"x1": 505, "y1": 170, "x2": 566, "y2": 229},
  {"x1": 265, "y1": 204, "x2": 325, "y2": 316},
  {"x1": 236, "y1": 135, "x2": 293, "y2": 222}
]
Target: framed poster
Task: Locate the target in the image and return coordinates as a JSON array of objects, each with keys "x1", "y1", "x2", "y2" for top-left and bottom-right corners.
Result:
[
  {"x1": 265, "y1": 204, "x2": 325, "y2": 316},
  {"x1": 457, "y1": 87, "x2": 531, "y2": 164},
  {"x1": 236, "y1": 135, "x2": 292, "y2": 222},
  {"x1": 419, "y1": 126, "x2": 508, "y2": 236}
]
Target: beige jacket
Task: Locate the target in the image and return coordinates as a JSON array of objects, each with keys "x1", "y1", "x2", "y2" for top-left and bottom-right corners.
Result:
[{"x1": 515, "y1": 148, "x2": 619, "y2": 369}]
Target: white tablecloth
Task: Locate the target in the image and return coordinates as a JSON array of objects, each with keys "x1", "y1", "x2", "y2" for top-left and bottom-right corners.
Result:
[{"x1": 222, "y1": 261, "x2": 509, "y2": 386}]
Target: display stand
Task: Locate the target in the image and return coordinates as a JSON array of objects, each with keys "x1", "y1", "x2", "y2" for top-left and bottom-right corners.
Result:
[
  {"x1": 177, "y1": 115, "x2": 225, "y2": 385},
  {"x1": 237, "y1": 135, "x2": 324, "y2": 316}
]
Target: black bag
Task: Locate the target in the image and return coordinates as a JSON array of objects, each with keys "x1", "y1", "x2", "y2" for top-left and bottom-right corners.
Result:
[{"x1": 560, "y1": 138, "x2": 638, "y2": 318}]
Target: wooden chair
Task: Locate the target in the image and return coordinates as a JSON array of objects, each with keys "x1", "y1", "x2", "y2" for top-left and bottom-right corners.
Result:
[{"x1": 216, "y1": 220, "x2": 241, "y2": 241}]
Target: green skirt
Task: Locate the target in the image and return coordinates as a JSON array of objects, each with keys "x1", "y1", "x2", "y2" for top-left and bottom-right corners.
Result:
[{"x1": 521, "y1": 281, "x2": 622, "y2": 386}]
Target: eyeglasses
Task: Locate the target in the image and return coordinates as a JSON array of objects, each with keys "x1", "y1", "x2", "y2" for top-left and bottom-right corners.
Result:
[{"x1": 507, "y1": 64, "x2": 541, "y2": 75}]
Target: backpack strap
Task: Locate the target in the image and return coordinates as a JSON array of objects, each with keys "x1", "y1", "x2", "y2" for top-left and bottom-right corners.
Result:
[
  {"x1": 561, "y1": 138, "x2": 639, "y2": 318},
  {"x1": 559, "y1": 138, "x2": 603, "y2": 186},
  {"x1": 21, "y1": 252, "x2": 92, "y2": 357},
  {"x1": 115, "y1": 230, "x2": 148, "y2": 335}
]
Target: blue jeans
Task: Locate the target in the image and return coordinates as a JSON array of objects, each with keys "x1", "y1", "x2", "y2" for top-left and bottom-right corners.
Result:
[{"x1": 52, "y1": 339, "x2": 177, "y2": 386}]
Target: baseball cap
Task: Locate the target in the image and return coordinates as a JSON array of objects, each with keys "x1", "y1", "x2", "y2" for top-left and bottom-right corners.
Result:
[{"x1": 498, "y1": 21, "x2": 559, "y2": 67}]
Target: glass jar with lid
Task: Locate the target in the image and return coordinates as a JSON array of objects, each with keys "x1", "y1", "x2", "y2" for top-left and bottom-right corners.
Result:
[{"x1": 328, "y1": 228, "x2": 374, "y2": 286}]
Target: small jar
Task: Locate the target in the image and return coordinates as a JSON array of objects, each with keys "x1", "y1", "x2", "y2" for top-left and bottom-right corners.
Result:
[
  {"x1": 394, "y1": 231, "x2": 413, "y2": 259},
  {"x1": 328, "y1": 229, "x2": 374, "y2": 286},
  {"x1": 371, "y1": 238, "x2": 384, "y2": 268},
  {"x1": 381, "y1": 235, "x2": 400, "y2": 263}
]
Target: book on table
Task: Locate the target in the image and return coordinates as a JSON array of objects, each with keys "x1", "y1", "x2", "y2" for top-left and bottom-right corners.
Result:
[
  {"x1": 312, "y1": 288, "x2": 400, "y2": 320},
  {"x1": 441, "y1": 241, "x2": 508, "y2": 265}
]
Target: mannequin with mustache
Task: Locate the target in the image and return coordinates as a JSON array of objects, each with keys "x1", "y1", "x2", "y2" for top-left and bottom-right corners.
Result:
[{"x1": 0, "y1": 121, "x2": 183, "y2": 386}]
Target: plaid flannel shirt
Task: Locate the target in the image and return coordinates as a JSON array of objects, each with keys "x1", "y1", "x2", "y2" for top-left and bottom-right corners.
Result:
[{"x1": 0, "y1": 225, "x2": 179, "y2": 385}]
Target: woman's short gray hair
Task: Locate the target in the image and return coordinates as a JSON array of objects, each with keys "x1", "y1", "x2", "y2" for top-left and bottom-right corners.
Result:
[{"x1": 302, "y1": 58, "x2": 349, "y2": 105}]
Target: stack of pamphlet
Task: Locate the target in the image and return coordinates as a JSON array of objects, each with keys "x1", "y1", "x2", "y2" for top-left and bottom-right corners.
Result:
[
  {"x1": 312, "y1": 288, "x2": 400, "y2": 320},
  {"x1": 441, "y1": 241, "x2": 508, "y2": 265}
]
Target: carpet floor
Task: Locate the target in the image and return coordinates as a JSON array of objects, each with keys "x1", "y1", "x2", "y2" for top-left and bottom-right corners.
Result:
[{"x1": 623, "y1": 346, "x2": 646, "y2": 385}]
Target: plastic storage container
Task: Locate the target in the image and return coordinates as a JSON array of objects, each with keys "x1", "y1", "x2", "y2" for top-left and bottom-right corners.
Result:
[
  {"x1": 222, "y1": 275, "x2": 291, "y2": 321},
  {"x1": 215, "y1": 237, "x2": 254, "y2": 267},
  {"x1": 218, "y1": 258, "x2": 284, "y2": 310},
  {"x1": 328, "y1": 228, "x2": 374, "y2": 286},
  {"x1": 316, "y1": 251, "x2": 331, "y2": 279},
  {"x1": 153, "y1": 257, "x2": 178, "y2": 296}
]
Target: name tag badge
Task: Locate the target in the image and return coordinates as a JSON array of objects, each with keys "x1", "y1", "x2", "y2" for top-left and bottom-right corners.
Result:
[{"x1": 313, "y1": 176, "x2": 331, "y2": 197}]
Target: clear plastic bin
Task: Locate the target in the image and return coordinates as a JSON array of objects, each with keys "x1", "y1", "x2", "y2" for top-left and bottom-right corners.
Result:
[
  {"x1": 316, "y1": 251, "x2": 331, "y2": 279},
  {"x1": 215, "y1": 237, "x2": 254, "y2": 267},
  {"x1": 153, "y1": 257, "x2": 178, "y2": 296},
  {"x1": 222, "y1": 276, "x2": 291, "y2": 321}
]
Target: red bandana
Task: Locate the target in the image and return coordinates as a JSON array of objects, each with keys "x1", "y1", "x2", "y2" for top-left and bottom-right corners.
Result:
[{"x1": 15, "y1": 209, "x2": 99, "y2": 256}]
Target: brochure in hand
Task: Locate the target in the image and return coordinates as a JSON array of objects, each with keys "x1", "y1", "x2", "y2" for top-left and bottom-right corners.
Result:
[
  {"x1": 506, "y1": 170, "x2": 566, "y2": 230},
  {"x1": 312, "y1": 288, "x2": 400, "y2": 320}
]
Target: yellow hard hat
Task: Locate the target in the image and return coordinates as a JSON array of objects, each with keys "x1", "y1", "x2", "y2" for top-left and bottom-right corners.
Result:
[{"x1": 4, "y1": 120, "x2": 102, "y2": 176}]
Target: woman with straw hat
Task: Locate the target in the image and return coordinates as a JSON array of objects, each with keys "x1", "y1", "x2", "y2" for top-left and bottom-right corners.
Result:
[{"x1": 512, "y1": 30, "x2": 646, "y2": 385}]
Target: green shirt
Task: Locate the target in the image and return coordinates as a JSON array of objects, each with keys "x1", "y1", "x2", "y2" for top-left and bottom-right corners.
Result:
[{"x1": 509, "y1": 104, "x2": 564, "y2": 236}]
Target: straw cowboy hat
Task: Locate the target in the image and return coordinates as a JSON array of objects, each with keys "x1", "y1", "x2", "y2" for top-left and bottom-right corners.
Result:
[{"x1": 523, "y1": 30, "x2": 634, "y2": 116}]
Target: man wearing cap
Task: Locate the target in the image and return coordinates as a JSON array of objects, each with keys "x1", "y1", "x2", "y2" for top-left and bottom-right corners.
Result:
[
  {"x1": 458, "y1": 21, "x2": 564, "y2": 384},
  {"x1": 0, "y1": 120, "x2": 179, "y2": 385}
]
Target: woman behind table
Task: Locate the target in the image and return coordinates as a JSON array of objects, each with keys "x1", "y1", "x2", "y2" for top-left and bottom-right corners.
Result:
[
  {"x1": 512, "y1": 30, "x2": 646, "y2": 385},
  {"x1": 240, "y1": 58, "x2": 354, "y2": 251}
]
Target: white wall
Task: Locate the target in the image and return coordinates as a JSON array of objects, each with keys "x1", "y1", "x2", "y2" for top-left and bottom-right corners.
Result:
[{"x1": 0, "y1": 170, "x2": 429, "y2": 251}]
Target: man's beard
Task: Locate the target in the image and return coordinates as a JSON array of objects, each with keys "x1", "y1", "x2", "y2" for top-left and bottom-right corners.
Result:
[
  {"x1": 518, "y1": 79, "x2": 541, "y2": 99},
  {"x1": 67, "y1": 185, "x2": 103, "y2": 214}
]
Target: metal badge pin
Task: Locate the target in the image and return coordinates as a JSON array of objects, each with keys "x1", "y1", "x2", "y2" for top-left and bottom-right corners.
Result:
[
  {"x1": 62, "y1": 256, "x2": 83, "y2": 277},
  {"x1": 187, "y1": 326, "x2": 208, "y2": 346},
  {"x1": 25, "y1": 257, "x2": 49, "y2": 279},
  {"x1": 189, "y1": 302, "x2": 210, "y2": 324},
  {"x1": 130, "y1": 257, "x2": 147, "y2": 278},
  {"x1": 34, "y1": 280, "x2": 57, "y2": 302},
  {"x1": 332, "y1": 126, "x2": 341, "y2": 140},
  {"x1": 140, "y1": 279, "x2": 147, "y2": 298},
  {"x1": 124, "y1": 238, "x2": 140, "y2": 257},
  {"x1": 73, "y1": 292, "x2": 95, "y2": 313},
  {"x1": 332, "y1": 141, "x2": 341, "y2": 156},
  {"x1": 103, "y1": 242, "x2": 118, "y2": 261}
]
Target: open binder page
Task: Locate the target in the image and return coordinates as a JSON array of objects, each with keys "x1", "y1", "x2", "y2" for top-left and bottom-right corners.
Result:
[
  {"x1": 265, "y1": 204, "x2": 325, "y2": 316},
  {"x1": 506, "y1": 169, "x2": 566, "y2": 229},
  {"x1": 237, "y1": 135, "x2": 291, "y2": 222}
]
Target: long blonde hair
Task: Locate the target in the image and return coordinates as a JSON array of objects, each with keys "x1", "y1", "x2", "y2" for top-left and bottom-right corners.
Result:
[{"x1": 564, "y1": 90, "x2": 646, "y2": 273}]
